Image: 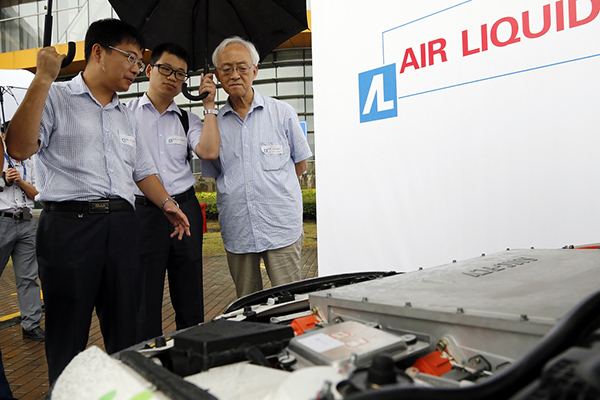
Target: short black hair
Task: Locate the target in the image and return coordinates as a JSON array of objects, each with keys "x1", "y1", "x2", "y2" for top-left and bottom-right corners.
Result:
[
  {"x1": 84, "y1": 18, "x2": 145, "y2": 62},
  {"x1": 150, "y1": 43, "x2": 191, "y2": 70}
]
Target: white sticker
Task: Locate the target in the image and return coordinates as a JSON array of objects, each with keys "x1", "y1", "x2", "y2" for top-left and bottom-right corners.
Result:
[
  {"x1": 329, "y1": 331, "x2": 351, "y2": 340},
  {"x1": 296, "y1": 333, "x2": 344, "y2": 353},
  {"x1": 345, "y1": 338, "x2": 369, "y2": 348},
  {"x1": 166, "y1": 136, "x2": 187, "y2": 146},
  {"x1": 261, "y1": 144, "x2": 284, "y2": 155},
  {"x1": 119, "y1": 133, "x2": 135, "y2": 147}
]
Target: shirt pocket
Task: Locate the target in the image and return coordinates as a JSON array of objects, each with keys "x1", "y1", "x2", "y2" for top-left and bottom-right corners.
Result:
[
  {"x1": 260, "y1": 142, "x2": 289, "y2": 171},
  {"x1": 117, "y1": 131, "x2": 137, "y2": 168}
]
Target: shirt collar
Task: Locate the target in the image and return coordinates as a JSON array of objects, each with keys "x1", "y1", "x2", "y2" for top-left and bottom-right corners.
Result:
[
  {"x1": 223, "y1": 88, "x2": 264, "y2": 117},
  {"x1": 139, "y1": 93, "x2": 182, "y2": 115},
  {"x1": 69, "y1": 72, "x2": 122, "y2": 110}
]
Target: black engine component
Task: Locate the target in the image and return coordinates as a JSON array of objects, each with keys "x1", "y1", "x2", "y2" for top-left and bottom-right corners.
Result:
[
  {"x1": 169, "y1": 319, "x2": 294, "y2": 376},
  {"x1": 510, "y1": 342, "x2": 600, "y2": 400}
]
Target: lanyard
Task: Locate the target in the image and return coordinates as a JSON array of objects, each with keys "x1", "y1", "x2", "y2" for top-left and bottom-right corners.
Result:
[{"x1": 4, "y1": 153, "x2": 28, "y2": 202}]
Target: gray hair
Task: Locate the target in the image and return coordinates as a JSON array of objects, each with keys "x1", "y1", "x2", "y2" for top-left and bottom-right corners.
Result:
[{"x1": 212, "y1": 36, "x2": 260, "y2": 68}]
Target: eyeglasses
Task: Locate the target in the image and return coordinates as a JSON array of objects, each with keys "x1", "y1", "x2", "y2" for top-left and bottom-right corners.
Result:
[
  {"x1": 216, "y1": 63, "x2": 254, "y2": 76},
  {"x1": 102, "y1": 45, "x2": 145, "y2": 72},
  {"x1": 151, "y1": 64, "x2": 189, "y2": 82}
]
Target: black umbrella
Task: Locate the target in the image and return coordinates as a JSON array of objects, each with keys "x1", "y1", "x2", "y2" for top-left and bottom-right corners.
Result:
[{"x1": 108, "y1": 0, "x2": 309, "y2": 100}]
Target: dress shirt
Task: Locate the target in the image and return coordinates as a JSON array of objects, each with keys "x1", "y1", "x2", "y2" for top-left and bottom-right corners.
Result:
[
  {"x1": 37, "y1": 73, "x2": 157, "y2": 207},
  {"x1": 0, "y1": 155, "x2": 35, "y2": 212},
  {"x1": 127, "y1": 94, "x2": 201, "y2": 196},
  {"x1": 202, "y1": 90, "x2": 312, "y2": 253}
]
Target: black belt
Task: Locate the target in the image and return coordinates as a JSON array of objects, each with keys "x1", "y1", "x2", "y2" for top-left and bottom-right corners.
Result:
[
  {"x1": 135, "y1": 187, "x2": 196, "y2": 207},
  {"x1": 1, "y1": 211, "x2": 25, "y2": 220},
  {"x1": 44, "y1": 199, "x2": 132, "y2": 214}
]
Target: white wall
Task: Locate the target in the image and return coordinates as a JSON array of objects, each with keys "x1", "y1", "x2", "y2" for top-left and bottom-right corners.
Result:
[{"x1": 312, "y1": 0, "x2": 600, "y2": 275}]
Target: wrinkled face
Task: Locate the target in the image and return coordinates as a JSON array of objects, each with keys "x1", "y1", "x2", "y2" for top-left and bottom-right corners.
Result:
[
  {"x1": 100, "y1": 41, "x2": 145, "y2": 93},
  {"x1": 146, "y1": 52, "x2": 188, "y2": 99},
  {"x1": 215, "y1": 43, "x2": 258, "y2": 99}
]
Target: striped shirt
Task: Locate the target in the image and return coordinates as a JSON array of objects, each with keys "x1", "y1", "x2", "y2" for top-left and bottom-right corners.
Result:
[
  {"x1": 202, "y1": 90, "x2": 312, "y2": 253},
  {"x1": 36, "y1": 73, "x2": 157, "y2": 207},
  {"x1": 127, "y1": 94, "x2": 201, "y2": 196}
]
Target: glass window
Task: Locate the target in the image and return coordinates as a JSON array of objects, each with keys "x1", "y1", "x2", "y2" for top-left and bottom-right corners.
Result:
[
  {"x1": 57, "y1": 0, "x2": 79, "y2": 9},
  {"x1": 282, "y1": 98, "x2": 304, "y2": 114},
  {"x1": 217, "y1": 87, "x2": 228, "y2": 101},
  {"x1": 137, "y1": 81, "x2": 149, "y2": 92},
  {"x1": 306, "y1": 97, "x2": 313, "y2": 113},
  {"x1": 277, "y1": 65, "x2": 303, "y2": 78},
  {"x1": 305, "y1": 65, "x2": 312, "y2": 76},
  {"x1": 20, "y1": 15, "x2": 39, "y2": 49},
  {"x1": 257, "y1": 67, "x2": 275, "y2": 79},
  {"x1": 278, "y1": 81, "x2": 304, "y2": 96},
  {"x1": 1, "y1": 20, "x2": 19, "y2": 53},
  {"x1": 56, "y1": 8, "x2": 78, "y2": 43},
  {"x1": 306, "y1": 115, "x2": 314, "y2": 131},
  {"x1": 261, "y1": 53, "x2": 274, "y2": 64},
  {"x1": 305, "y1": 80, "x2": 313, "y2": 95},
  {"x1": 89, "y1": 0, "x2": 114, "y2": 23},
  {"x1": 66, "y1": 3, "x2": 89, "y2": 43},
  {"x1": 174, "y1": 92, "x2": 189, "y2": 104},
  {"x1": 254, "y1": 82, "x2": 276, "y2": 97}
]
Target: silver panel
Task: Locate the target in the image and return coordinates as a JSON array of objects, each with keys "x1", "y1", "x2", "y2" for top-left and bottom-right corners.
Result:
[{"x1": 309, "y1": 249, "x2": 600, "y2": 366}]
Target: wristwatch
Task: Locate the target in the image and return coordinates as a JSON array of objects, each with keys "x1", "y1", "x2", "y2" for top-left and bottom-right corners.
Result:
[
  {"x1": 203, "y1": 109, "x2": 219, "y2": 116},
  {"x1": 161, "y1": 197, "x2": 179, "y2": 212}
]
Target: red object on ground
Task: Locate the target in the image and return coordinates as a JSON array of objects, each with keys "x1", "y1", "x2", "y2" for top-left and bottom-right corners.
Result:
[
  {"x1": 200, "y1": 203, "x2": 207, "y2": 233},
  {"x1": 412, "y1": 350, "x2": 452, "y2": 376},
  {"x1": 290, "y1": 315, "x2": 319, "y2": 335}
]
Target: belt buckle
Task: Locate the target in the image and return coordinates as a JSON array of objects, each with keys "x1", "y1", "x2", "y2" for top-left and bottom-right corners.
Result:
[
  {"x1": 89, "y1": 200, "x2": 110, "y2": 214},
  {"x1": 12, "y1": 213, "x2": 23, "y2": 220}
]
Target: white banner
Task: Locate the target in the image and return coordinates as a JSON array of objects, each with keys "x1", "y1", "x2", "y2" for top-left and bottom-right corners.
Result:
[{"x1": 312, "y1": 0, "x2": 600, "y2": 275}]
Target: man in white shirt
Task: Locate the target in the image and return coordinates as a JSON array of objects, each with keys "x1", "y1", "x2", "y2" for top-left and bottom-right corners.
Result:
[
  {"x1": 128, "y1": 42, "x2": 219, "y2": 340},
  {"x1": 0, "y1": 125, "x2": 44, "y2": 342}
]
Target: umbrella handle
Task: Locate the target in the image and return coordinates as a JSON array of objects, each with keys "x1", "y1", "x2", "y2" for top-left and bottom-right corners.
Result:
[
  {"x1": 60, "y1": 41, "x2": 76, "y2": 69},
  {"x1": 182, "y1": 83, "x2": 209, "y2": 101}
]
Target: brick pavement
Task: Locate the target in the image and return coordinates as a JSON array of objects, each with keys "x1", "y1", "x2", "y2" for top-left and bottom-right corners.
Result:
[{"x1": 0, "y1": 247, "x2": 318, "y2": 400}]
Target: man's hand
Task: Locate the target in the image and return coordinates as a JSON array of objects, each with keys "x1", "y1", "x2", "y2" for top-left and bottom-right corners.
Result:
[
  {"x1": 200, "y1": 73, "x2": 217, "y2": 106},
  {"x1": 163, "y1": 200, "x2": 191, "y2": 240},
  {"x1": 36, "y1": 46, "x2": 66, "y2": 84},
  {"x1": 4, "y1": 168, "x2": 21, "y2": 184}
]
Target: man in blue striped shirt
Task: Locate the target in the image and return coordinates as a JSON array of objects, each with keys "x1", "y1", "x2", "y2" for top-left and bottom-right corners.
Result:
[
  {"x1": 128, "y1": 43, "x2": 219, "y2": 341},
  {"x1": 203, "y1": 37, "x2": 312, "y2": 298},
  {"x1": 6, "y1": 19, "x2": 190, "y2": 384}
]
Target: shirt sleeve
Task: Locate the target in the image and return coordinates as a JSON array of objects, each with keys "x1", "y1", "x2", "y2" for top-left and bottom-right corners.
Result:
[
  {"x1": 38, "y1": 86, "x2": 57, "y2": 151},
  {"x1": 129, "y1": 108, "x2": 158, "y2": 182},
  {"x1": 285, "y1": 105, "x2": 312, "y2": 163},
  {"x1": 187, "y1": 111, "x2": 203, "y2": 152},
  {"x1": 201, "y1": 158, "x2": 221, "y2": 178}
]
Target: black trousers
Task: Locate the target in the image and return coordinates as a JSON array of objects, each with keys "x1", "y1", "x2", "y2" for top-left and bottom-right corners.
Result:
[
  {"x1": 135, "y1": 194, "x2": 204, "y2": 341},
  {"x1": 37, "y1": 208, "x2": 142, "y2": 384}
]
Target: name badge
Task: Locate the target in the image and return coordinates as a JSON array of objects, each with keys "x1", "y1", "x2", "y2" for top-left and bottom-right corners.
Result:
[
  {"x1": 167, "y1": 136, "x2": 187, "y2": 146},
  {"x1": 119, "y1": 132, "x2": 136, "y2": 147},
  {"x1": 261, "y1": 144, "x2": 284, "y2": 155}
]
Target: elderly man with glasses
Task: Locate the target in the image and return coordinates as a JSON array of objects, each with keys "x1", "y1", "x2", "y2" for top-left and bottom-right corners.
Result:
[
  {"x1": 128, "y1": 42, "x2": 219, "y2": 341},
  {"x1": 202, "y1": 36, "x2": 312, "y2": 298},
  {"x1": 6, "y1": 19, "x2": 191, "y2": 384}
]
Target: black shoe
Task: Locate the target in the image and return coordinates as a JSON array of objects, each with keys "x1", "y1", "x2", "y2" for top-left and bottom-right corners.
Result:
[{"x1": 23, "y1": 327, "x2": 45, "y2": 342}]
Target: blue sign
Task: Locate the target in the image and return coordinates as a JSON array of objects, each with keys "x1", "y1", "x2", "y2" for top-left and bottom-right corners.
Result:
[
  {"x1": 299, "y1": 120, "x2": 307, "y2": 138},
  {"x1": 358, "y1": 64, "x2": 398, "y2": 123}
]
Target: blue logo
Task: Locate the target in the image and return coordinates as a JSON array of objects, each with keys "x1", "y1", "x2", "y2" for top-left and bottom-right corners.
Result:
[{"x1": 358, "y1": 64, "x2": 397, "y2": 123}]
